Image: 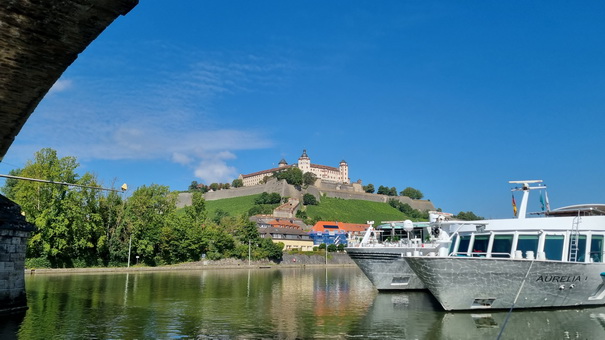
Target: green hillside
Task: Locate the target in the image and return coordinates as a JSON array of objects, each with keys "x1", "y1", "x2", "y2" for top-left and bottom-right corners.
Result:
[
  {"x1": 304, "y1": 197, "x2": 409, "y2": 224},
  {"x1": 204, "y1": 194, "x2": 414, "y2": 224},
  {"x1": 205, "y1": 194, "x2": 261, "y2": 218}
]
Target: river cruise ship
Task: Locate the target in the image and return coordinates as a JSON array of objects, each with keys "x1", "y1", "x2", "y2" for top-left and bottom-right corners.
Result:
[
  {"x1": 346, "y1": 212, "x2": 465, "y2": 290},
  {"x1": 405, "y1": 180, "x2": 605, "y2": 310}
]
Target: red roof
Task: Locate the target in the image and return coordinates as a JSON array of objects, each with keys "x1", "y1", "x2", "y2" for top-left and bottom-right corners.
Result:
[{"x1": 311, "y1": 221, "x2": 370, "y2": 233}]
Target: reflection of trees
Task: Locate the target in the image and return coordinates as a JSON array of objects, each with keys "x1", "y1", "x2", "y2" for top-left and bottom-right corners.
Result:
[{"x1": 18, "y1": 269, "x2": 376, "y2": 338}]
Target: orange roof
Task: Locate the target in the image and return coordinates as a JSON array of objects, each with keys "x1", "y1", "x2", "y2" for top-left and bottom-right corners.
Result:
[
  {"x1": 268, "y1": 219, "x2": 301, "y2": 229},
  {"x1": 311, "y1": 221, "x2": 370, "y2": 233}
]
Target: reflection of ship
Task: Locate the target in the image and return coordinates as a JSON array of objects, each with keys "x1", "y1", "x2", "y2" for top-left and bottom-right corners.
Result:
[
  {"x1": 346, "y1": 213, "x2": 468, "y2": 290},
  {"x1": 406, "y1": 180, "x2": 605, "y2": 310},
  {"x1": 348, "y1": 291, "x2": 444, "y2": 339},
  {"x1": 351, "y1": 291, "x2": 605, "y2": 339}
]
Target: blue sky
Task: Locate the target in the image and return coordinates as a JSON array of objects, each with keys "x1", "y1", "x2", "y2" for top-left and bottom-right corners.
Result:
[{"x1": 2, "y1": 1, "x2": 605, "y2": 218}]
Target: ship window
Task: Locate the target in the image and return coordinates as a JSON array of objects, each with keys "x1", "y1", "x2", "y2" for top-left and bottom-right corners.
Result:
[
  {"x1": 491, "y1": 235, "x2": 513, "y2": 258},
  {"x1": 591, "y1": 235, "x2": 604, "y2": 263},
  {"x1": 458, "y1": 235, "x2": 471, "y2": 254},
  {"x1": 516, "y1": 235, "x2": 539, "y2": 256},
  {"x1": 569, "y1": 235, "x2": 587, "y2": 262},
  {"x1": 544, "y1": 235, "x2": 564, "y2": 261},
  {"x1": 472, "y1": 235, "x2": 489, "y2": 257},
  {"x1": 449, "y1": 235, "x2": 458, "y2": 255}
]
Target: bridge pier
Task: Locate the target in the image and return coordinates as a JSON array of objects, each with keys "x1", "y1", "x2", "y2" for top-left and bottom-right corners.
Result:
[{"x1": 0, "y1": 196, "x2": 35, "y2": 315}]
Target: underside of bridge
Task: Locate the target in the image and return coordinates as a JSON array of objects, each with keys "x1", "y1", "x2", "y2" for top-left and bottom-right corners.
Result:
[{"x1": 0, "y1": 0, "x2": 138, "y2": 314}]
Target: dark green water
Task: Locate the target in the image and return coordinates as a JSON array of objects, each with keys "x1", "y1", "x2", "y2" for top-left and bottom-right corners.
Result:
[{"x1": 3, "y1": 267, "x2": 605, "y2": 339}]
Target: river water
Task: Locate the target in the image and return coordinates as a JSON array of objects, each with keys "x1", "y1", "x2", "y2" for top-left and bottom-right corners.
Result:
[{"x1": 2, "y1": 267, "x2": 605, "y2": 339}]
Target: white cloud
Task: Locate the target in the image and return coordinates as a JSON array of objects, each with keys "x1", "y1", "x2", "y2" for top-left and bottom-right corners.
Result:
[
  {"x1": 172, "y1": 152, "x2": 192, "y2": 165},
  {"x1": 193, "y1": 151, "x2": 238, "y2": 184},
  {"x1": 48, "y1": 79, "x2": 73, "y2": 94},
  {"x1": 10, "y1": 46, "x2": 290, "y2": 184}
]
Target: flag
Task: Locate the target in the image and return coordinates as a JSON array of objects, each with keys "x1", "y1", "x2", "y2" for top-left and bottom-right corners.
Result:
[
  {"x1": 512, "y1": 194, "x2": 518, "y2": 217},
  {"x1": 545, "y1": 191, "x2": 551, "y2": 212},
  {"x1": 540, "y1": 192, "x2": 545, "y2": 211}
]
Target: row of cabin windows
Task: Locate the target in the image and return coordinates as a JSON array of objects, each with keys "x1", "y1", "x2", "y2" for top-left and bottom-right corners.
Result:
[{"x1": 450, "y1": 233, "x2": 604, "y2": 262}]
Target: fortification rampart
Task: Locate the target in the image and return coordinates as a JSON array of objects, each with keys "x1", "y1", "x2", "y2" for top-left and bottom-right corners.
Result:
[
  {"x1": 178, "y1": 179, "x2": 435, "y2": 212},
  {"x1": 203, "y1": 179, "x2": 301, "y2": 202},
  {"x1": 319, "y1": 189, "x2": 435, "y2": 211}
]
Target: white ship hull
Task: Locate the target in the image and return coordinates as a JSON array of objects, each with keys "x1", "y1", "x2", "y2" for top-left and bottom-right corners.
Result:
[
  {"x1": 405, "y1": 256, "x2": 605, "y2": 311},
  {"x1": 347, "y1": 246, "x2": 441, "y2": 290}
]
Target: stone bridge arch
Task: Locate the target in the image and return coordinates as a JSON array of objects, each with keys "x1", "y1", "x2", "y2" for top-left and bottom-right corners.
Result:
[{"x1": 0, "y1": 0, "x2": 138, "y2": 314}]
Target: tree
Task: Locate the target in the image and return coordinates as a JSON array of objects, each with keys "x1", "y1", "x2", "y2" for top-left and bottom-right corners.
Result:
[
  {"x1": 124, "y1": 184, "x2": 176, "y2": 265},
  {"x1": 303, "y1": 193, "x2": 318, "y2": 205},
  {"x1": 209, "y1": 183, "x2": 219, "y2": 191},
  {"x1": 184, "y1": 191, "x2": 206, "y2": 225},
  {"x1": 327, "y1": 244, "x2": 337, "y2": 252},
  {"x1": 363, "y1": 183, "x2": 375, "y2": 193},
  {"x1": 274, "y1": 167, "x2": 303, "y2": 187},
  {"x1": 455, "y1": 211, "x2": 483, "y2": 220},
  {"x1": 188, "y1": 181, "x2": 199, "y2": 191},
  {"x1": 232, "y1": 178, "x2": 243, "y2": 188},
  {"x1": 377, "y1": 185, "x2": 389, "y2": 195},
  {"x1": 389, "y1": 187, "x2": 398, "y2": 196},
  {"x1": 400, "y1": 187, "x2": 424, "y2": 200},
  {"x1": 302, "y1": 172, "x2": 317, "y2": 187},
  {"x1": 3, "y1": 148, "x2": 105, "y2": 267}
]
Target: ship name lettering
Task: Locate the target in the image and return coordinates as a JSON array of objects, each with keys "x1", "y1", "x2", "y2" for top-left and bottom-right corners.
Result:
[{"x1": 535, "y1": 275, "x2": 582, "y2": 283}]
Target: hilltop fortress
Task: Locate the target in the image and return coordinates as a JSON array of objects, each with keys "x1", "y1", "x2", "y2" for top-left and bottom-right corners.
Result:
[
  {"x1": 238, "y1": 150, "x2": 349, "y2": 186},
  {"x1": 177, "y1": 149, "x2": 435, "y2": 214}
]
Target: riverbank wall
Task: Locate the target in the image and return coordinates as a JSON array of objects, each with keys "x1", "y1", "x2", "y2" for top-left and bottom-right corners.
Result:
[{"x1": 26, "y1": 253, "x2": 356, "y2": 275}]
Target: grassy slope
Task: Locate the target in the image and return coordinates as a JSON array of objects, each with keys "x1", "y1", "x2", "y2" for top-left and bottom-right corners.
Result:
[
  {"x1": 205, "y1": 194, "x2": 261, "y2": 218},
  {"x1": 204, "y1": 194, "x2": 410, "y2": 224},
  {"x1": 304, "y1": 197, "x2": 408, "y2": 224}
]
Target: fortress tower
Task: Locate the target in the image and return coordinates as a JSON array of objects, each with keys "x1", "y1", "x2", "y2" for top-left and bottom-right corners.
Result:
[{"x1": 239, "y1": 149, "x2": 350, "y2": 186}]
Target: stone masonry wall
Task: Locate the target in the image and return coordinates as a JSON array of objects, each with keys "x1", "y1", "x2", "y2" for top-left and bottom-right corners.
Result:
[
  {"x1": 0, "y1": 229, "x2": 30, "y2": 313},
  {"x1": 0, "y1": 195, "x2": 35, "y2": 314}
]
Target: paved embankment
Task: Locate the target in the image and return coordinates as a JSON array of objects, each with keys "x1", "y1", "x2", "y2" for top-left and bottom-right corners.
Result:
[{"x1": 26, "y1": 253, "x2": 356, "y2": 274}]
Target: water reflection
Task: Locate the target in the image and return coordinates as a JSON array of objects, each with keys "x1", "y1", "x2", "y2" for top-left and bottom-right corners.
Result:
[
  {"x1": 353, "y1": 291, "x2": 605, "y2": 339},
  {"x1": 3, "y1": 268, "x2": 605, "y2": 339}
]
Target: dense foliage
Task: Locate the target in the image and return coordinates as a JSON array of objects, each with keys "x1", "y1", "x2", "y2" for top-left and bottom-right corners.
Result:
[
  {"x1": 302, "y1": 193, "x2": 318, "y2": 205},
  {"x1": 455, "y1": 211, "x2": 484, "y2": 220},
  {"x1": 2, "y1": 148, "x2": 283, "y2": 268},
  {"x1": 273, "y1": 167, "x2": 303, "y2": 186},
  {"x1": 400, "y1": 187, "x2": 424, "y2": 199},
  {"x1": 388, "y1": 199, "x2": 429, "y2": 220}
]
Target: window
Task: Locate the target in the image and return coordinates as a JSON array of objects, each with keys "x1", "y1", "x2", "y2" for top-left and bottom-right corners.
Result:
[
  {"x1": 569, "y1": 235, "x2": 587, "y2": 262},
  {"x1": 516, "y1": 235, "x2": 539, "y2": 257},
  {"x1": 472, "y1": 235, "x2": 489, "y2": 256},
  {"x1": 491, "y1": 235, "x2": 513, "y2": 258},
  {"x1": 458, "y1": 235, "x2": 471, "y2": 254},
  {"x1": 544, "y1": 235, "x2": 564, "y2": 261},
  {"x1": 449, "y1": 235, "x2": 458, "y2": 255},
  {"x1": 591, "y1": 235, "x2": 604, "y2": 263}
]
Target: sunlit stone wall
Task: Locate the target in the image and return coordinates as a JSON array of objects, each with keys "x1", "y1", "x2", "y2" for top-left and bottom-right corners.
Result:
[{"x1": 0, "y1": 197, "x2": 34, "y2": 314}]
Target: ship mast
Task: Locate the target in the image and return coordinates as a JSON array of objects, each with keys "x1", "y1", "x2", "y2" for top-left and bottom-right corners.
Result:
[{"x1": 509, "y1": 180, "x2": 546, "y2": 219}]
